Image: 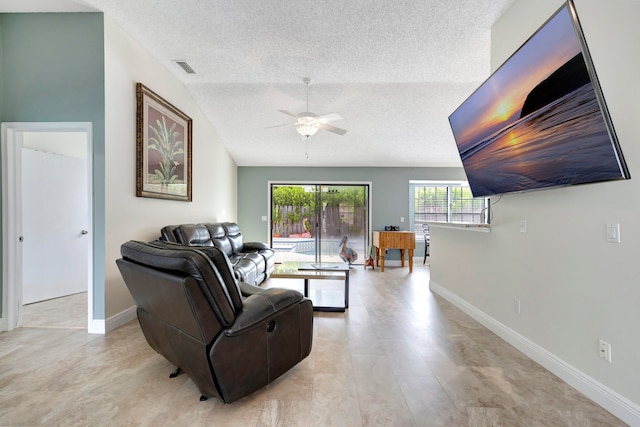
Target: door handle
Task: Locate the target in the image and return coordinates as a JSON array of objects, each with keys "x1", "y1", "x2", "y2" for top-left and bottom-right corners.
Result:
[{"x1": 81, "y1": 230, "x2": 89, "y2": 235}]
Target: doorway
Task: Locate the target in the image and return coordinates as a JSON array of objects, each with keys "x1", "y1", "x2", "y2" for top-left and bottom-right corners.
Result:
[
  {"x1": 269, "y1": 182, "x2": 371, "y2": 264},
  {"x1": 1, "y1": 122, "x2": 93, "y2": 332}
]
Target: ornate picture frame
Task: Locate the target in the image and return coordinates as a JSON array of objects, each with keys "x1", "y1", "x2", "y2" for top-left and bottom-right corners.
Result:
[{"x1": 136, "y1": 82, "x2": 192, "y2": 201}]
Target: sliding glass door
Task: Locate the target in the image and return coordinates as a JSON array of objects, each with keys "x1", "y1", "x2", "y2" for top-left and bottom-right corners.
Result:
[{"x1": 270, "y1": 183, "x2": 370, "y2": 264}]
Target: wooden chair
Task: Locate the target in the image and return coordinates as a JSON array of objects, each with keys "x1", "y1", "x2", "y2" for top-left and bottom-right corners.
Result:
[{"x1": 422, "y1": 224, "x2": 430, "y2": 264}]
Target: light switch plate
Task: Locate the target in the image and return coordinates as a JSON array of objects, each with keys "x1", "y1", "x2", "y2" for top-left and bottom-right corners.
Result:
[
  {"x1": 519, "y1": 220, "x2": 527, "y2": 233},
  {"x1": 606, "y1": 223, "x2": 620, "y2": 243}
]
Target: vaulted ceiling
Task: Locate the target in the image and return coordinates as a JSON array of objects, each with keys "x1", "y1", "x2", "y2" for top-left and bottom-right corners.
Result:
[{"x1": 1, "y1": 0, "x2": 516, "y2": 167}]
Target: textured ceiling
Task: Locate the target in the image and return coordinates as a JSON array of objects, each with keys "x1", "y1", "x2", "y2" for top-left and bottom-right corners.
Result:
[{"x1": 0, "y1": 0, "x2": 516, "y2": 167}]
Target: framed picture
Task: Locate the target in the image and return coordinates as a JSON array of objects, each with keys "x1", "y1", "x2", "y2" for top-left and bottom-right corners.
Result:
[{"x1": 136, "y1": 82, "x2": 192, "y2": 201}]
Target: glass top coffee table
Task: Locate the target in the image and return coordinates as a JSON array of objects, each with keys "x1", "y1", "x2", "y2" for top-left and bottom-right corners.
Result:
[{"x1": 270, "y1": 262, "x2": 350, "y2": 312}]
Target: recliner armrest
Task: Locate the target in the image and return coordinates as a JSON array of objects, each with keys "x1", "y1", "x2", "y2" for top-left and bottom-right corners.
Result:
[
  {"x1": 224, "y1": 288, "x2": 304, "y2": 337},
  {"x1": 242, "y1": 242, "x2": 271, "y2": 252},
  {"x1": 239, "y1": 281, "x2": 263, "y2": 297}
]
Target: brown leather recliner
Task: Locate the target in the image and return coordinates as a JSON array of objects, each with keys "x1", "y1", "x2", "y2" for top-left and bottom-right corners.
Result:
[{"x1": 116, "y1": 240, "x2": 313, "y2": 403}]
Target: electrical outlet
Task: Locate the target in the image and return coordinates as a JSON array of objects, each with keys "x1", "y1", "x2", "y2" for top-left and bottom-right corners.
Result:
[
  {"x1": 514, "y1": 298, "x2": 521, "y2": 314},
  {"x1": 598, "y1": 339, "x2": 612, "y2": 363}
]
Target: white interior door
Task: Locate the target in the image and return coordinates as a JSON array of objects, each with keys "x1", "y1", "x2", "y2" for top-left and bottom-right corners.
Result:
[
  {"x1": 1, "y1": 122, "x2": 93, "y2": 332},
  {"x1": 21, "y1": 147, "x2": 89, "y2": 304}
]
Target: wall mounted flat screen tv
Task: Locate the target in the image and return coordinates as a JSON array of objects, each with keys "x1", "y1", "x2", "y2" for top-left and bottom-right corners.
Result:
[{"x1": 448, "y1": 0, "x2": 629, "y2": 198}]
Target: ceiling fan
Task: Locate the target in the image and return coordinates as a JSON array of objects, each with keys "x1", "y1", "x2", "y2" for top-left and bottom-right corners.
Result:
[{"x1": 269, "y1": 77, "x2": 347, "y2": 138}]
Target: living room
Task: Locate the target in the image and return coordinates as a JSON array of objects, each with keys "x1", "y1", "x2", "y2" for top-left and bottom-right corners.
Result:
[{"x1": 1, "y1": 0, "x2": 639, "y2": 425}]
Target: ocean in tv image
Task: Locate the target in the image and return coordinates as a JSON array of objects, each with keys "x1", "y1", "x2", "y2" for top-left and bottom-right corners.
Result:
[
  {"x1": 460, "y1": 81, "x2": 621, "y2": 196},
  {"x1": 448, "y1": 3, "x2": 626, "y2": 197}
]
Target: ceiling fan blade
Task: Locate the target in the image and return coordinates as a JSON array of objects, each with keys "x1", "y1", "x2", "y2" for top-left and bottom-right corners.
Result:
[
  {"x1": 316, "y1": 112, "x2": 344, "y2": 123},
  {"x1": 318, "y1": 123, "x2": 347, "y2": 136},
  {"x1": 278, "y1": 110, "x2": 299, "y2": 118},
  {"x1": 265, "y1": 122, "x2": 297, "y2": 129}
]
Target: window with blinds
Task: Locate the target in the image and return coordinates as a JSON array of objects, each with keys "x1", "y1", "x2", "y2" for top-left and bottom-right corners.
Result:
[
  {"x1": 410, "y1": 181, "x2": 489, "y2": 240},
  {"x1": 451, "y1": 187, "x2": 488, "y2": 223}
]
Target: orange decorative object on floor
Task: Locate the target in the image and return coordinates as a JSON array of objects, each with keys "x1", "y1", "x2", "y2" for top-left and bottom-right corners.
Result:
[{"x1": 364, "y1": 256, "x2": 375, "y2": 270}]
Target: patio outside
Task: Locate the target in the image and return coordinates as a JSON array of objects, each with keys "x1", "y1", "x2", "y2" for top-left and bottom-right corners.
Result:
[{"x1": 271, "y1": 185, "x2": 368, "y2": 264}]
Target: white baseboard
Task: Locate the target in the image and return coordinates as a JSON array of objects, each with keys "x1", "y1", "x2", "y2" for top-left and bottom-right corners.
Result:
[
  {"x1": 88, "y1": 318, "x2": 105, "y2": 335},
  {"x1": 105, "y1": 305, "x2": 137, "y2": 333},
  {"x1": 429, "y1": 280, "x2": 640, "y2": 427}
]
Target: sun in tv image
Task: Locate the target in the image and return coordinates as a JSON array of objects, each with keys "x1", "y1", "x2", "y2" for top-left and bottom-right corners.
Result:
[{"x1": 448, "y1": 1, "x2": 628, "y2": 197}]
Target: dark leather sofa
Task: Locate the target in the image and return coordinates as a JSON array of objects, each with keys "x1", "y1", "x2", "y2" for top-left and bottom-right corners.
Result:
[
  {"x1": 160, "y1": 222, "x2": 275, "y2": 286},
  {"x1": 116, "y1": 240, "x2": 313, "y2": 403}
]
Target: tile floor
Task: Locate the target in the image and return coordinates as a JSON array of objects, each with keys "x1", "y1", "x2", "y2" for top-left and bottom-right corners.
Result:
[
  {"x1": 21, "y1": 291, "x2": 87, "y2": 329},
  {"x1": 0, "y1": 263, "x2": 626, "y2": 426}
]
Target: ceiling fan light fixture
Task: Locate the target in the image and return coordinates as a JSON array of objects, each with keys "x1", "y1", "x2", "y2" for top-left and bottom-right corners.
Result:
[
  {"x1": 296, "y1": 113, "x2": 320, "y2": 137},
  {"x1": 296, "y1": 123, "x2": 319, "y2": 137}
]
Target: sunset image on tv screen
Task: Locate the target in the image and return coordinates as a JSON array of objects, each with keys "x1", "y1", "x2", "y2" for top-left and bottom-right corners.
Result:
[{"x1": 448, "y1": 2, "x2": 627, "y2": 197}]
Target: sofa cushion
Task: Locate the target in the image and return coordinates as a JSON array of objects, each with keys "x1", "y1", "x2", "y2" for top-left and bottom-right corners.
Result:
[
  {"x1": 160, "y1": 225, "x2": 180, "y2": 243},
  {"x1": 243, "y1": 251, "x2": 266, "y2": 273},
  {"x1": 206, "y1": 223, "x2": 226, "y2": 239},
  {"x1": 205, "y1": 223, "x2": 233, "y2": 255},
  {"x1": 222, "y1": 222, "x2": 244, "y2": 254},
  {"x1": 258, "y1": 249, "x2": 275, "y2": 273},
  {"x1": 176, "y1": 224, "x2": 214, "y2": 247},
  {"x1": 229, "y1": 255, "x2": 258, "y2": 285}
]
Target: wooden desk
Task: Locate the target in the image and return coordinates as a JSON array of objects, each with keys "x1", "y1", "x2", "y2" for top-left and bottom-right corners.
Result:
[{"x1": 372, "y1": 230, "x2": 415, "y2": 272}]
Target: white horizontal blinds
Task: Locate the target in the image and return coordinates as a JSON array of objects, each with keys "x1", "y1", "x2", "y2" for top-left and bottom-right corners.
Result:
[
  {"x1": 411, "y1": 182, "x2": 488, "y2": 236},
  {"x1": 451, "y1": 186, "x2": 485, "y2": 223},
  {"x1": 413, "y1": 185, "x2": 449, "y2": 228}
]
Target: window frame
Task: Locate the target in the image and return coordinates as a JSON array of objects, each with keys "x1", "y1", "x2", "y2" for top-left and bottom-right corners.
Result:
[{"x1": 409, "y1": 180, "x2": 490, "y2": 241}]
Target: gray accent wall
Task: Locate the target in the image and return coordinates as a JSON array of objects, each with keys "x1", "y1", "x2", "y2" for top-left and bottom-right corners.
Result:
[
  {"x1": 238, "y1": 166, "x2": 466, "y2": 259},
  {"x1": 0, "y1": 13, "x2": 106, "y2": 319}
]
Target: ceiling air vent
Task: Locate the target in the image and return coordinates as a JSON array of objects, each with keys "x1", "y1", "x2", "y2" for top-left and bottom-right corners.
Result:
[{"x1": 173, "y1": 60, "x2": 196, "y2": 74}]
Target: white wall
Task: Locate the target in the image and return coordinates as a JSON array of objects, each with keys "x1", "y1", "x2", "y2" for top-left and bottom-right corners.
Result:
[
  {"x1": 103, "y1": 17, "x2": 238, "y2": 319},
  {"x1": 430, "y1": 0, "x2": 640, "y2": 424}
]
